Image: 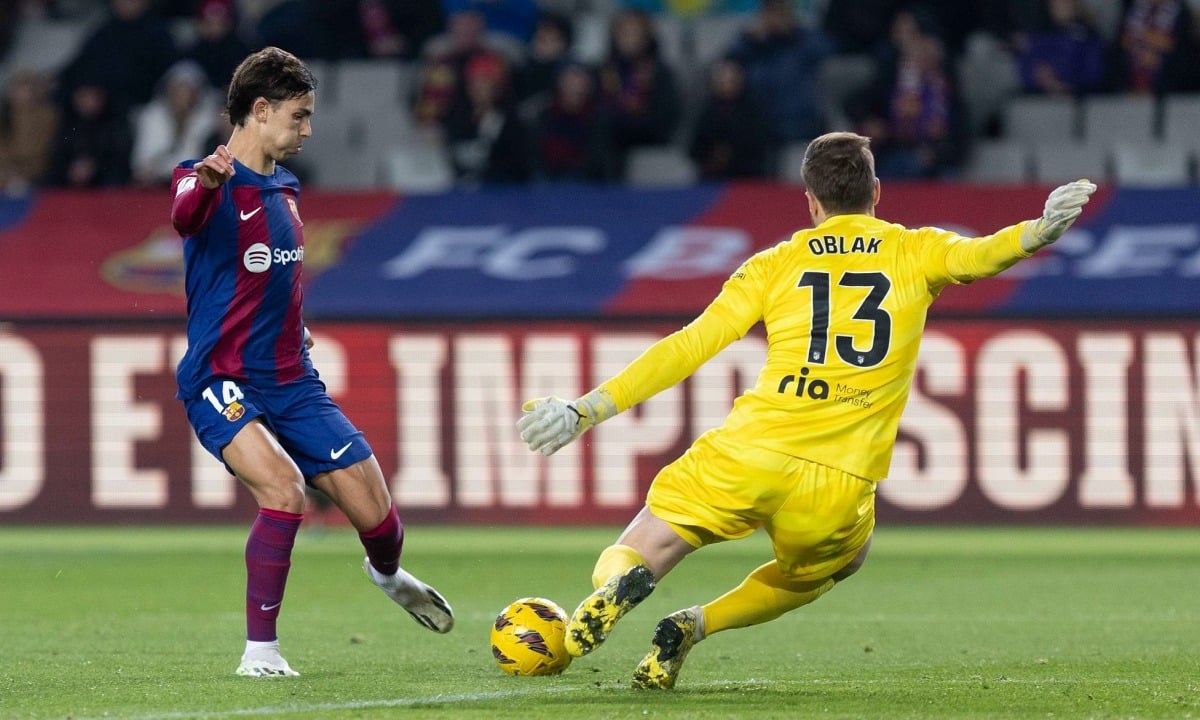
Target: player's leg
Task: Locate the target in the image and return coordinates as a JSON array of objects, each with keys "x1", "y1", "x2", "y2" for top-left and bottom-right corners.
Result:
[
  {"x1": 633, "y1": 460, "x2": 876, "y2": 689},
  {"x1": 565, "y1": 507, "x2": 696, "y2": 657},
  {"x1": 309, "y1": 456, "x2": 454, "y2": 633},
  {"x1": 219, "y1": 419, "x2": 309, "y2": 678},
  {"x1": 262, "y1": 369, "x2": 453, "y2": 634}
]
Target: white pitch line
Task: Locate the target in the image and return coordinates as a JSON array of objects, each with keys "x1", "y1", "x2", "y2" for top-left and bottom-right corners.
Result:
[
  {"x1": 72, "y1": 679, "x2": 772, "y2": 720},
  {"x1": 69, "y1": 676, "x2": 1189, "y2": 720},
  {"x1": 74, "y1": 686, "x2": 578, "y2": 720}
]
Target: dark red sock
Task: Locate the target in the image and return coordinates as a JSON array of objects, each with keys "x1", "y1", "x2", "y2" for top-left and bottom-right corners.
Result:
[
  {"x1": 245, "y1": 508, "x2": 302, "y2": 642},
  {"x1": 359, "y1": 504, "x2": 404, "y2": 576}
]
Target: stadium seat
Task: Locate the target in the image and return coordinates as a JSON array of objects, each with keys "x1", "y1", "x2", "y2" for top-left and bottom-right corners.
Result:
[
  {"x1": 534, "y1": 0, "x2": 587, "y2": 15},
  {"x1": 303, "y1": 106, "x2": 380, "y2": 190},
  {"x1": 1082, "y1": 0, "x2": 1124, "y2": 41},
  {"x1": 336, "y1": 60, "x2": 416, "y2": 109},
  {"x1": 379, "y1": 141, "x2": 455, "y2": 194},
  {"x1": 1003, "y1": 95, "x2": 1079, "y2": 143},
  {"x1": 625, "y1": 146, "x2": 698, "y2": 187},
  {"x1": 1029, "y1": 140, "x2": 1109, "y2": 183},
  {"x1": 651, "y1": 16, "x2": 687, "y2": 77},
  {"x1": 778, "y1": 142, "x2": 809, "y2": 184},
  {"x1": 817, "y1": 54, "x2": 876, "y2": 132},
  {"x1": 963, "y1": 140, "x2": 1030, "y2": 184},
  {"x1": 691, "y1": 15, "x2": 750, "y2": 70},
  {"x1": 1081, "y1": 94, "x2": 1157, "y2": 144},
  {"x1": 571, "y1": 13, "x2": 610, "y2": 64},
  {"x1": 1111, "y1": 142, "x2": 1192, "y2": 186},
  {"x1": 1161, "y1": 93, "x2": 1200, "y2": 146},
  {"x1": 304, "y1": 59, "x2": 334, "y2": 94},
  {"x1": 0, "y1": 17, "x2": 89, "y2": 82},
  {"x1": 956, "y1": 31, "x2": 1021, "y2": 136}
]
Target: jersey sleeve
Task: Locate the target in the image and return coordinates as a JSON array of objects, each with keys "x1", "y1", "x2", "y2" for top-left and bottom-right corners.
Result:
[
  {"x1": 597, "y1": 254, "x2": 767, "y2": 413},
  {"x1": 171, "y1": 166, "x2": 222, "y2": 237},
  {"x1": 918, "y1": 221, "x2": 1034, "y2": 289}
]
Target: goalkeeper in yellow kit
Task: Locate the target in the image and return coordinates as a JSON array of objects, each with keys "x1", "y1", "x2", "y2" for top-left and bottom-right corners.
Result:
[{"x1": 517, "y1": 132, "x2": 1096, "y2": 689}]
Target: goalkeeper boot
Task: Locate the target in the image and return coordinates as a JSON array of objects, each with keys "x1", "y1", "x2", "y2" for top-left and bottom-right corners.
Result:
[
  {"x1": 236, "y1": 641, "x2": 299, "y2": 677},
  {"x1": 363, "y1": 558, "x2": 455, "y2": 633},
  {"x1": 632, "y1": 607, "x2": 703, "y2": 690},
  {"x1": 565, "y1": 564, "x2": 656, "y2": 657}
]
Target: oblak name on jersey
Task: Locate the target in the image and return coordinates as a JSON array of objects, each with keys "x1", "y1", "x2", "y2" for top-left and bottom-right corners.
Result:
[{"x1": 806, "y1": 235, "x2": 883, "y2": 255}]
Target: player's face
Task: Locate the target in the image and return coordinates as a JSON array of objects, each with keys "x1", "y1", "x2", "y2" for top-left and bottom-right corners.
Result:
[{"x1": 264, "y1": 92, "x2": 314, "y2": 161}]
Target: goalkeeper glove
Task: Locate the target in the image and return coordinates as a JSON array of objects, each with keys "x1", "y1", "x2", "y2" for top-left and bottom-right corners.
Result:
[
  {"x1": 1020, "y1": 179, "x2": 1097, "y2": 253},
  {"x1": 517, "y1": 389, "x2": 618, "y2": 456}
]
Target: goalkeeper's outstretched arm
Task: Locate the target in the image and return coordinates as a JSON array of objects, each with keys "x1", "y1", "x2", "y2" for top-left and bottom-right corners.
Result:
[
  {"x1": 517, "y1": 309, "x2": 743, "y2": 456},
  {"x1": 938, "y1": 179, "x2": 1097, "y2": 285}
]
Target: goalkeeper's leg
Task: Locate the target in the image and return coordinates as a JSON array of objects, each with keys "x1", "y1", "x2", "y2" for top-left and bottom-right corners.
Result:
[
  {"x1": 564, "y1": 508, "x2": 696, "y2": 657},
  {"x1": 632, "y1": 540, "x2": 871, "y2": 689}
]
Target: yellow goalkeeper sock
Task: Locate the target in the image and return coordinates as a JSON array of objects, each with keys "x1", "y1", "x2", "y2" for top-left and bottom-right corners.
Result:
[
  {"x1": 702, "y1": 561, "x2": 834, "y2": 636},
  {"x1": 591, "y1": 544, "x2": 646, "y2": 589}
]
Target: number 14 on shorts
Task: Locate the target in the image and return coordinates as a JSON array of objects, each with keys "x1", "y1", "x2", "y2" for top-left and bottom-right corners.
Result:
[{"x1": 203, "y1": 380, "x2": 247, "y2": 422}]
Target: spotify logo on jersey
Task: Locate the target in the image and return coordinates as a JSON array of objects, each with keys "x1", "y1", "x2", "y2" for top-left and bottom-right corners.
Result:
[{"x1": 244, "y1": 243, "x2": 271, "y2": 273}]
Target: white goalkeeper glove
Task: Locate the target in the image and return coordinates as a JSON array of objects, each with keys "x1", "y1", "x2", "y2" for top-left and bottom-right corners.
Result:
[
  {"x1": 1020, "y1": 179, "x2": 1097, "y2": 252},
  {"x1": 517, "y1": 389, "x2": 618, "y2": 456}
]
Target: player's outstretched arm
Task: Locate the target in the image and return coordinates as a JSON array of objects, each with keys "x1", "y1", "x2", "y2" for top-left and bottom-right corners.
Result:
[{"x1": 1019, "y1": 179, "x2": 1097, "y2": 253}]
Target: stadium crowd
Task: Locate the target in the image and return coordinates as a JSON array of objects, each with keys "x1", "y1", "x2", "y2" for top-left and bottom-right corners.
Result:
[{"x1": 0, "y1": 0, "x2": 1199, "y2": 194}]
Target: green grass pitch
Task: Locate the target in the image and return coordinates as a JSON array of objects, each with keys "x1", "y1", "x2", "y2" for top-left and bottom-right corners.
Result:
[{"x1": 1, "y1": 524, "x2": 1198, "y2": 719}]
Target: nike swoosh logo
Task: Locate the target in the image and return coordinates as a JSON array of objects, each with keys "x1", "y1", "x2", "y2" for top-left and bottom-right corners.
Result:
[
  {"x1": 260, "y1": 602, "x2": 281, "y2": 611},
  {"x1": 240, "y1": 207, "x2": 263, "y2": 221},
  {"x1": 330, "y1": 442, "x2": 353, "y2": 460}
]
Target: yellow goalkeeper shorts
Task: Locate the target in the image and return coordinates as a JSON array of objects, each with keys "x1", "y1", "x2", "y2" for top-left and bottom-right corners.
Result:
[{"x1": 646, "y1": 429, "x2": 876, "y2": 582}]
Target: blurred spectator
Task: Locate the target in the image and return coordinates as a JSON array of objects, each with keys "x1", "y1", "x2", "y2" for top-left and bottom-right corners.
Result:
[
  {"x1": 822, "y1": 0, "x2": 902, "y2": 55},
  {"x1": 441, "y1": 0, "x2": 538, "y2": 44},
  {"x1": 598, "y1": 8, "x2": 682, "y2": 172},
  {"x1": 534, "y1": 62, "x2": 613, "y2": 182},
  {"x1": 515, "y1": 11, "x2": 573, "y2": 116},
  {"x1": 415, "y1": 9, "x2": 521, "y2": 131},
  {"x1": 847, "y1": 8, "x2": 967, "y2": 178},
  {"x1": 688, "y1": 57, "x2": 771, "y2": 179},
  {"x1": 309, "y1": 0, "x2": 444, "y2": 60},
  {"x1": 185, "y1": 0, "x2": 252, "y2": 90},
  {"x1": 0, "y1": 69, "x2": 60, "y2": 195},
  {"x1": 727, "y1": 0, "x2": 832, "y2": 144},
  {"x1": 621, "y1": 0, "x2": 800, "y2": 16},
  {"x1": 1013, "y1": 0, "x2": 1107, "y2": 96},
  {"x1": 444, "y1": 51, "x2": 530, "y2": 185},
  {"x1": 50, "y1": 73, "x2": 133, "y2": 187},
  {"x1": 0, "y1": 0, "x2": 18, "y2": 60},
  {"x1": 254, "y1": 0, "x2": 320, "y2": 58},
  {"x1": 909, "y1": 1, "x2": 979, "y2": 58},
  {"x1": 57, "y1": 0, "x2": 179, "y2": 114},
  {"x1": 1110, "y1": 0, "x2": 1200, "y2": 94},
  {"x1": 131, "y1": 60, "x2": 220, "y2": 187}
]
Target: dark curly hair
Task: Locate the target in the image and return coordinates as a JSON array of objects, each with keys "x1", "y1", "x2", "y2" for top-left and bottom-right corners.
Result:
[{"x1": 225, "y1": 47, "x2": 317, "y2": 126}]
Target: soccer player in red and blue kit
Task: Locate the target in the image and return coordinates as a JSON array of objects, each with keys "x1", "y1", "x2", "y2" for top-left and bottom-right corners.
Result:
[{"x1": 171, "y1": 47, "x2": 453, "y2": 677}]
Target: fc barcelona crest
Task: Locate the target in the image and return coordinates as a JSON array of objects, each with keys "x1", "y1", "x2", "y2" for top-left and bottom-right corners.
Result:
[{"x1": 223, "y1": 401, "x2": 245, "y2": 422}]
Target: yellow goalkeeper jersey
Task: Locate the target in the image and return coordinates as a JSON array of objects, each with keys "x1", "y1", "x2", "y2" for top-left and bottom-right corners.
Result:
[{"x1": 599, "y1": 213, "x2": 1034, "y2": 481}]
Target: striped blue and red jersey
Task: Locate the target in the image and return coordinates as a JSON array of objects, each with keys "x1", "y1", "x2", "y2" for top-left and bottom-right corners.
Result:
[{"x1": 171, "y1": 158, "x2": 311, "y2": 397}]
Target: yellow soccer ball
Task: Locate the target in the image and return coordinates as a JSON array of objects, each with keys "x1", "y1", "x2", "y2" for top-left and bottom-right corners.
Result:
[{"x1": 490, "y1": 597, "x2": 572, "y2": 676}]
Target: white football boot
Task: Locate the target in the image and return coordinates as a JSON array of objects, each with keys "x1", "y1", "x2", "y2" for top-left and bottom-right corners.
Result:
[
  {"x1": 236, "y1": 641, "x2": 299, "y2": 677},
  {"x1": 363, "y1": 558, "x2": 454, "y2": 633}
]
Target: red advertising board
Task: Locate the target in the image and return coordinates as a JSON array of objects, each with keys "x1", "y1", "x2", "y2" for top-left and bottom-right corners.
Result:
[{"x1": 0, "y1": 319, "x2": 1195, "y2": 524}]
